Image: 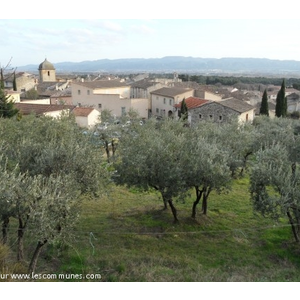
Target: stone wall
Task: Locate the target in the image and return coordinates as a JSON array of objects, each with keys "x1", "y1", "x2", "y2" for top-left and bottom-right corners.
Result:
[{"x1": 190, "y1": 102, "x2": 239, "y2": 127}]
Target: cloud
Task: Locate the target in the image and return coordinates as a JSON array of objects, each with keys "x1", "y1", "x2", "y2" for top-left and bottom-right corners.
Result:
[{"x1": 130, "y1": 24, "x2": 156, "y2": 35}]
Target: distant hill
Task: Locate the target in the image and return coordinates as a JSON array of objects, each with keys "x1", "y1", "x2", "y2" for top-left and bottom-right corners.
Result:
[{"x1": 18, "y1": 56, "x2": 300, "y2": 76}]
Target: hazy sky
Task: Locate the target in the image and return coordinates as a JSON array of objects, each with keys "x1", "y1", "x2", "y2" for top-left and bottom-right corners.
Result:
[{"x1": 2, "y1": 1, "x2": 300, "y2": 68}]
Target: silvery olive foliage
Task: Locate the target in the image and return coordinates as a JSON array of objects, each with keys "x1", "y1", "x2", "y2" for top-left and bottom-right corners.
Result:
[
  {"x1": 250, "y1": 117, "x2": 300, "y2": 242},
  {"x1": 0, "y1": 115, "x2": 110, "y2": 273}
]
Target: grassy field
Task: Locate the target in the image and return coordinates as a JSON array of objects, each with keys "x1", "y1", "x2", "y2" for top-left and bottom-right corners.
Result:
[{"x1": 33, "y1": 175, "x2": 298, "y2": 282}]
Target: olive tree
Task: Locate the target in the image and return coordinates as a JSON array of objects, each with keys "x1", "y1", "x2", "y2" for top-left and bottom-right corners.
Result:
[
  {"x1": 114, "y1": 118, "x2": 189, "y2": 222},
  {"x1": 0, "y1": 115, "x2": 110, "y2": 270},
  {"x1": 183, "y1": 134, "x2": 232, "y2": 217},
  {"x1": 250, "y1": 144, "x2": 300, "y2": 242},
  {"x1": 27, "y1": 174, "x2": 80, "y2": 274}
]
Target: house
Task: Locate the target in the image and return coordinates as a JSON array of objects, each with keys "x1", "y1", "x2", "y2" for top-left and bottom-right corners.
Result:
[
  {"x1": 50, "y1": 88, "x2": 73, "y2": 105},
  {"x1": 287, "y1": 92, "x2": 300, "y2": 113},
  {"x1": 36, "y1": 81, "x2": 70, "y2": 98},
  {"x1": 72, "y1": 107, "x2": 101, "y2": 128},
  {"x1": 6, "y1": 90, "x2": 21, "y2": 103},
  {"x1": 130, "y1": 79, "x2": 164, "y2": 117},
  {"x1": 130, "y1": 79, "x2": 164, "y2": 99},
  {"x1": 150, "y1": 87, "x2": 194, "y2": 118},
  {"x1": 72, "y1": 79, "x2": 130, "y2": 104},
  {"x1": 255, "y1": 101, "x2": 276, "y2": 118},
  {"x1": 171, "y1": 82, "x2": 223, "y2": 102},
  {"x1": 71, "y1": 79, "x2": 149, "y2": 119},
  {"x1": 174, "y1": 96, "x2": 210, "y2": 123},
  {"x1": 14, "y1": 103, "x2": 75, "y2": 119},
  {"x1": 188, "y1": 97, "x2": 255, "y2": 126},
  {"x1": 3, "y1": 72, "x2": 37, "y2": 95}
]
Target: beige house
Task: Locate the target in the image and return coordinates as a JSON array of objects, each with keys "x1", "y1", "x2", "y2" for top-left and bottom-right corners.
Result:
[
  {"x1": 170, "y1": 82, "x2": 222, "y2": 101},
  {"x1": 71, "y1": 80, "x2": 149, "y2": 119},
  {"x1": 4, "y1": 72, "x2": 37, "y2": 95},
  {"x1": 72, "y1": 107, "x2": 101, "y2": 128},
  {"x1": 6, "y1": 90, "x2": 21, "y2": 103},
  {"x1": 194, "y1": 88, "x2": 222, "y2": 101},
  {"x1": 150, "y1": 87, "x2": 194, "y2": 118},
  {"x1": 72, "y1": 79, "x2": 130, "y2": 103}
]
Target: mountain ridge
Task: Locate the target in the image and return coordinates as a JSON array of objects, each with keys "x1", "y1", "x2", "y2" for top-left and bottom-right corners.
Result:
[{"x1": 18, "y1": 56, "x2": 300, "y2": 75}]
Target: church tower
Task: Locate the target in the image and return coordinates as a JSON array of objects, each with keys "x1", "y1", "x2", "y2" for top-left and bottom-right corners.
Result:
[{"x1": 38, "y1": 58, "x2": 56, "y2": 82}]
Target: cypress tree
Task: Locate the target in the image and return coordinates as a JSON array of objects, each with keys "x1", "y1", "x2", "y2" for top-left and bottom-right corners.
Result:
[
  {"x1": 259, "y1": 89, "x2": 269, "y2": 116},
  {"x1": 180, "y1": 98, "x2": 188, "y2": 121},
  {"x1": 0, "y1": 88, "x2": 19, "y2": 118},
  {"x1": 0, "y1": 68, "x2": 4, "y2": 90},
  {"x1": 13, "y1": 72, "x2": 17, "y2": 91},
  {"x1": 275, "y1": 79, "x2": 286, "y2": 117}
]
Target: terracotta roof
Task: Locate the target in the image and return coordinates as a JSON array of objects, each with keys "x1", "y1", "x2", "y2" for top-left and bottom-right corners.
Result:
[
  {"x1": 174, "y1": 97, "x2": 210, "y2": 109},
  {"x1": 15, "y1": 103, "x2": 75, "y2": 115},
  {"x1": 150, "y1": 87, "x2": 194, "y2": 98},
  {"x1": 72, "y1": 107, "x2": 95, "y2": 117}
]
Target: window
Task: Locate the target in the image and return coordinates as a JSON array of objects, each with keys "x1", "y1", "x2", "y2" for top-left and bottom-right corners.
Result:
[
  {"x1": 156, "y1": 108, "x2": 159, "y2": 113},
  {"x1": 209, "y1": 114, "x2": 213, "y2": 120},
  {"x1": 199, "y1": 114, "x2": 202, "y2": 119},
  {"x1": 163, "y1": 98, "x2": 166, "y2": 104},
  {"x1": 169, "y1": 99, "x2": 173, "y2": 106},
  {"x1": 219, "y1": 115, "x2": 223, "y2": 121},
  {"x1": 78, "y1": 90, "x2": 81, "y2": 95},
  {"x1": 98, "y1": 104, "x2": 102, "y2": 109},
  {"x1": 121, "y1": 107, "x2": 126, "y2": 116},
  {"x1": 47, "y1": 71, "x2": 50, "y2": 76}
]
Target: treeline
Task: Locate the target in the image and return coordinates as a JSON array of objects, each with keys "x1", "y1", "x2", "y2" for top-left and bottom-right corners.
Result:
[{"x1": 178, "y1": 74, "x2": 300, "y2": 89}]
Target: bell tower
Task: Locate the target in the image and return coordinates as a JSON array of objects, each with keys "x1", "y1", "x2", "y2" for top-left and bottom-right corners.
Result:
[{"x1": 38, "y1": 58, "x2": 56, "y2": 82}]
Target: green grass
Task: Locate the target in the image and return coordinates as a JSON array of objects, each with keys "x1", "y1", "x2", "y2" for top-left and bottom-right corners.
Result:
[{"x1": 25, "y1": 177, "x2": 300, "y2": 281}]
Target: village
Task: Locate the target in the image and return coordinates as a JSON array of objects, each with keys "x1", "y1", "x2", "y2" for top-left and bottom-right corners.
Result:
[{"x1": 3, "y1": 58, "x2": 300, "y2": 128}]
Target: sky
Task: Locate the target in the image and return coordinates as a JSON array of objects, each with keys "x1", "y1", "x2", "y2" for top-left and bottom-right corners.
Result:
[{"x1": 2, "y1": 1, "x2": 300, "y2": 69}]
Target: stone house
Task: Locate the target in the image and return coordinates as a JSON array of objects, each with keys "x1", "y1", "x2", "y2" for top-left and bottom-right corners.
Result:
[
  {"x1": 174, "y1": 96, "x2": 210, "y2": 123},
  {"x1": 150, "y1": 87, "x2": 194, "y2": 118},
  {"x1": 188, "y1": 97, "x2": 255, "y2": 126}
]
